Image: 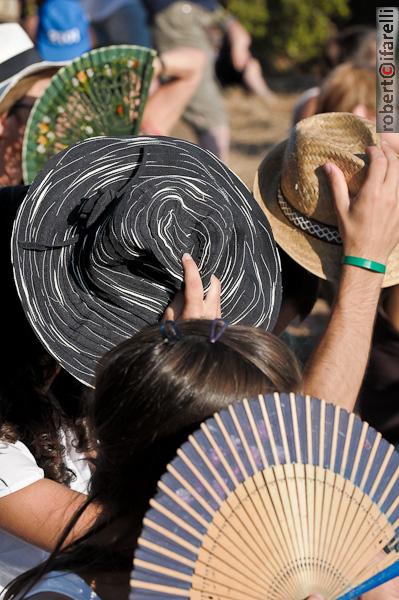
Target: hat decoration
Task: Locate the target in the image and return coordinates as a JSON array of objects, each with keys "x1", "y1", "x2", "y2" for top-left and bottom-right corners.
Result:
[
  {"x1": 131, "y1": 392, "x2": 399, "y2": 600},
  {"x1": 22, "y1": 44, "x2": 156, "y2": 183},
  {"x1": 13, "y1": 135, "x2": 281, "y2": 386}
]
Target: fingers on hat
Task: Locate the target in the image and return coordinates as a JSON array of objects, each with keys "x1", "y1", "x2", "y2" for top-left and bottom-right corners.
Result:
[
  {"x1": 182, "y1": 253, "x2": 205, "y2": 319},
  {"x1": 381, "y1": 141, "x2": 399, "y2": 191},
  {"x1": 204, "y1": 274, "x2": 222, "y2": 319},
  {"x1": 366, "y1": 145, "x2": 389, "y2": 187},
  {"x1": 163, "y1": 290, "x2": 184, "y2": 322},
  {"x1": 324, "y1": 162, "x2": 350, "y2": 214}
]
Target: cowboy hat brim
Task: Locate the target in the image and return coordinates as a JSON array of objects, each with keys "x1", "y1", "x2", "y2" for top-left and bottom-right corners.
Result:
[{"x1": 253, "y1": 139, "x2": 399, "y2": 288}]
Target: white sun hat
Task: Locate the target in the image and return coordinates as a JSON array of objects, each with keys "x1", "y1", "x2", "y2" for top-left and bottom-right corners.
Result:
[{"x1": 0, "y1": 23, "x2": 67, "y2": 113}]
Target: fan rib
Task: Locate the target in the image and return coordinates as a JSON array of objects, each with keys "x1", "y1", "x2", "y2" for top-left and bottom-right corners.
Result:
[
  {"x1": 149, "y1": 500, "x2": 204, "y2": 541},
  {"x1": 166, "y1": 465, "x2": 217, "y2": 516},
  {"x1": 157, "y1": 481, "x2": 210, "y2": 528},
  {"x1": 138, "y1": 538, "x2": 196, "y2": 568},
  {"x1": 290, "y1": 393, "x2": 302, "y2": 463},
  {"x1": 377, "y1": 465, "x2": 399, "y2": 508},
  {"x1": 258, "y1": 396, "x2": 280, "y2": 465},
  {"x1": 141, "y1": 518, "x2": 199, "y2": 554},
  {"x1": 243, "y1": 398, "x2": 268, "y2": 467},
  {"x1": 228, "y1": 403, "x2": 258, "y2": 474},
  {"x1": 359, "y1": 433, "x2": 382, "y2": 490},
  {"x1": 349, "y1": 422, "x2": 369, "y2": 482},
  {"x1": 328, "y1": 405, "x2": 341, "y2": 471},
  {"x1": 131, "y1": 579, "x2": 189, "y2": 596},
  {"x1": 369, "y1": 446, "x2": 394, "y2": 498}
]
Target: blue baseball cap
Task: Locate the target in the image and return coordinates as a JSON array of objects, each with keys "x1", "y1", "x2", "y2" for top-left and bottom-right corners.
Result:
[{"x1": 37, "y1": 0, "x2": 91, "y2": 62}]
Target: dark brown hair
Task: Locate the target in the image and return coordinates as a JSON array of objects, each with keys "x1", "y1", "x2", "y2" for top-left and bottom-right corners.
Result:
[
  {"x1": 0, "y1": 185, "x2": 89, "y2": 486},
  {"x1": 6, "y1": 319, "x2": 301, "y2": 598}
]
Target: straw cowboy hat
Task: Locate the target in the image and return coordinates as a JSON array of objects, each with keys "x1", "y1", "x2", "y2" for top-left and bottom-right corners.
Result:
[
  {"x1": 12, "y1": 135, "x2": 282, "y2": 386},
  {"x1": 0, "y1": 23, "x2": 65, "y2": 113},
  {"x1": 254, "y1": 112, "x2": 399, "y2": 287}
]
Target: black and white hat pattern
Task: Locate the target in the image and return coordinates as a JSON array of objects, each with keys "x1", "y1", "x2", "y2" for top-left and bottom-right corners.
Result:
[{"x1": 12, "y1": 136, "x2": 282, "y2": 386}]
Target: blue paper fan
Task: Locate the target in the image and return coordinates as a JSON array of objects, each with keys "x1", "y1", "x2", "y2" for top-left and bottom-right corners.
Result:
[{"x1": 131, "y1": 393, "x2": 399, "y2": 600}]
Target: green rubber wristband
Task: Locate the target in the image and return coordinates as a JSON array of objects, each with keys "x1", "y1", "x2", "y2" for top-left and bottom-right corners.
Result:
[{"x1": 342, "y1": 256, "x2": 386, "y2": 274}]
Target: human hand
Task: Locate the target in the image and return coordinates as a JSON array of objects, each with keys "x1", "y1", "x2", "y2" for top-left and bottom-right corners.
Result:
[
  {"x1": 163, "y1": 253, "x2": 221, "y2": 320},
  {"x1": 324, "y1": 142, "x2": 399, "y2": 265},
  {"x1": 361, "y1": 575, "x2": 399, "y2": 599}
]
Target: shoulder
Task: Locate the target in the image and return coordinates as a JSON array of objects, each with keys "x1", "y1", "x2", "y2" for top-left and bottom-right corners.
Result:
[
  {"x1": 0, "y1": 440, "x2": 44, "y2": 498},
  {"x1": 22, "y1": 571, "x2": 100, "y2": 600}
]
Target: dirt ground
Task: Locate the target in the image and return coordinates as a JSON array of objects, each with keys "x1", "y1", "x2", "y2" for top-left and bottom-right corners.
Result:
[
  {"x1": 173, "y1": 87, "x2": 296, "y2": 187},
  {"x1": 173, "y1": 87, "x2": 330, "y2": 358}
]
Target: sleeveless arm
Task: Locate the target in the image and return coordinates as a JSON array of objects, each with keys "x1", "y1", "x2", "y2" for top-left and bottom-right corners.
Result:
[{"x1": 0, "y1": 479, "x2": 99, "y2": 550}]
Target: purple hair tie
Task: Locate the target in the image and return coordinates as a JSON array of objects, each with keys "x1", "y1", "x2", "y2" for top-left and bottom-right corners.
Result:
[
  {"x1": 209, "y1": 319, "x2": 228, "y2": 343},
  {"x1": 160, "y1": 320, "x2": 181, "y2": 344}
]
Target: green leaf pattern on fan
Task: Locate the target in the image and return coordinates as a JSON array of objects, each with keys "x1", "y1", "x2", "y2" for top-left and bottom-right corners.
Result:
[{"x1": 23, "y1": 45, "x2": 156, "y2": 183}]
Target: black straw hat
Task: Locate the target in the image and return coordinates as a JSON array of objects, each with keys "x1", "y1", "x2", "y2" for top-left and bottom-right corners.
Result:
[{"x1": 12, "y1": 136, "x2": 282, "y2": 386}]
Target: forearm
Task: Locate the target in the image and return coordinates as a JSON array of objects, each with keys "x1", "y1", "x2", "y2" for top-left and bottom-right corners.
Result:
[
  {"x1": 143, "y1": 49, "x2": 205, "y2": 135},
  {"x1": 157, "y1": 47, "x2": 206, "y2": 79},
  {"x1": 302, "y1": 266, "x2": 382, "y2": 411},
  {"x1": 0, "y1": 479, "x2": 100, "y2": 550}
]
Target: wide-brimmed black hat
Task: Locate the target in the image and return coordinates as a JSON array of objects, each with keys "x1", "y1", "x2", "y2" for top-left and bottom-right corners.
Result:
[{"x1": 12, "y1": 135, "x2": 282, "y2": 386}]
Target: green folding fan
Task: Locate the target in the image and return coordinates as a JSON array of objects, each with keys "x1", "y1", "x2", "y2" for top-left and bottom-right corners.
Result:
[
  {"x1": 131, "y1": 393, "x2": 399, "y2": 600},
  {"x1": 22, "y1": 44, "x2": 156, "y2": 183}
]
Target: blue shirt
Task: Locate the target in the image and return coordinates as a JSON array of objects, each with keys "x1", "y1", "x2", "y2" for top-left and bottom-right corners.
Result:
[{"x1": 20, "y1": 571, "x2": 101, "y2": 599}]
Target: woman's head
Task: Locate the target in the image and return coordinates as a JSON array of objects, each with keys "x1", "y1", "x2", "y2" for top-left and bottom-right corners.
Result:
[
  {"x1": 90, "y1": 319, "x2": 301, "y2": 510},
  {"x1": 316, "y1": 62, "x2": 376, "y2": 118},
  {"x1": 4, "y1": 319, "x2": 301, "y2": 595}
]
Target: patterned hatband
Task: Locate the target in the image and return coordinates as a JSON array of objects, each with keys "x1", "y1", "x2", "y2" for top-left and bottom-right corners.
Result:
[{"x1": 277, "y1": 185, "x2": 342, "y2": 246}]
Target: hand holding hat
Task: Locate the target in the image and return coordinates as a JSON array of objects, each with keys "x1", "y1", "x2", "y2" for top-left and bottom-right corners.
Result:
[
  {"x1": 254, "y1": 112, "x2": 399, "y2": 286},
  {"x1": 163, "y1": 254, "x2": 221, "y2": 321},
  {"x1": 325, "y1": 142, "x2": 399, "y2": 269}
]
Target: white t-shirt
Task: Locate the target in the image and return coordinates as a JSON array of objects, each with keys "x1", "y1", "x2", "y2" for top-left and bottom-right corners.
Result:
[
  {"x1": 0, "y1": 435, "x2": 91, "y2": 593},
  {"x1": 0, "y1": 441, "x2": 44, "y2": 498}
]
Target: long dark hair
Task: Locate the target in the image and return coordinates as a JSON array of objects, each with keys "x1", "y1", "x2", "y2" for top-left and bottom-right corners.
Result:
[
  {"x1": 6, "y1": 319, "x2": 301, "y2": 598},
  {"x1": 0, "y1": 185, "x2": 89, "y2": 485}
]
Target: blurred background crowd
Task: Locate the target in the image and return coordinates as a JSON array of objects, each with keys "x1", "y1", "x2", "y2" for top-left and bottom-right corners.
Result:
[{"x1": 1, "y1": 2, "x2": 399, "y2": 599}]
